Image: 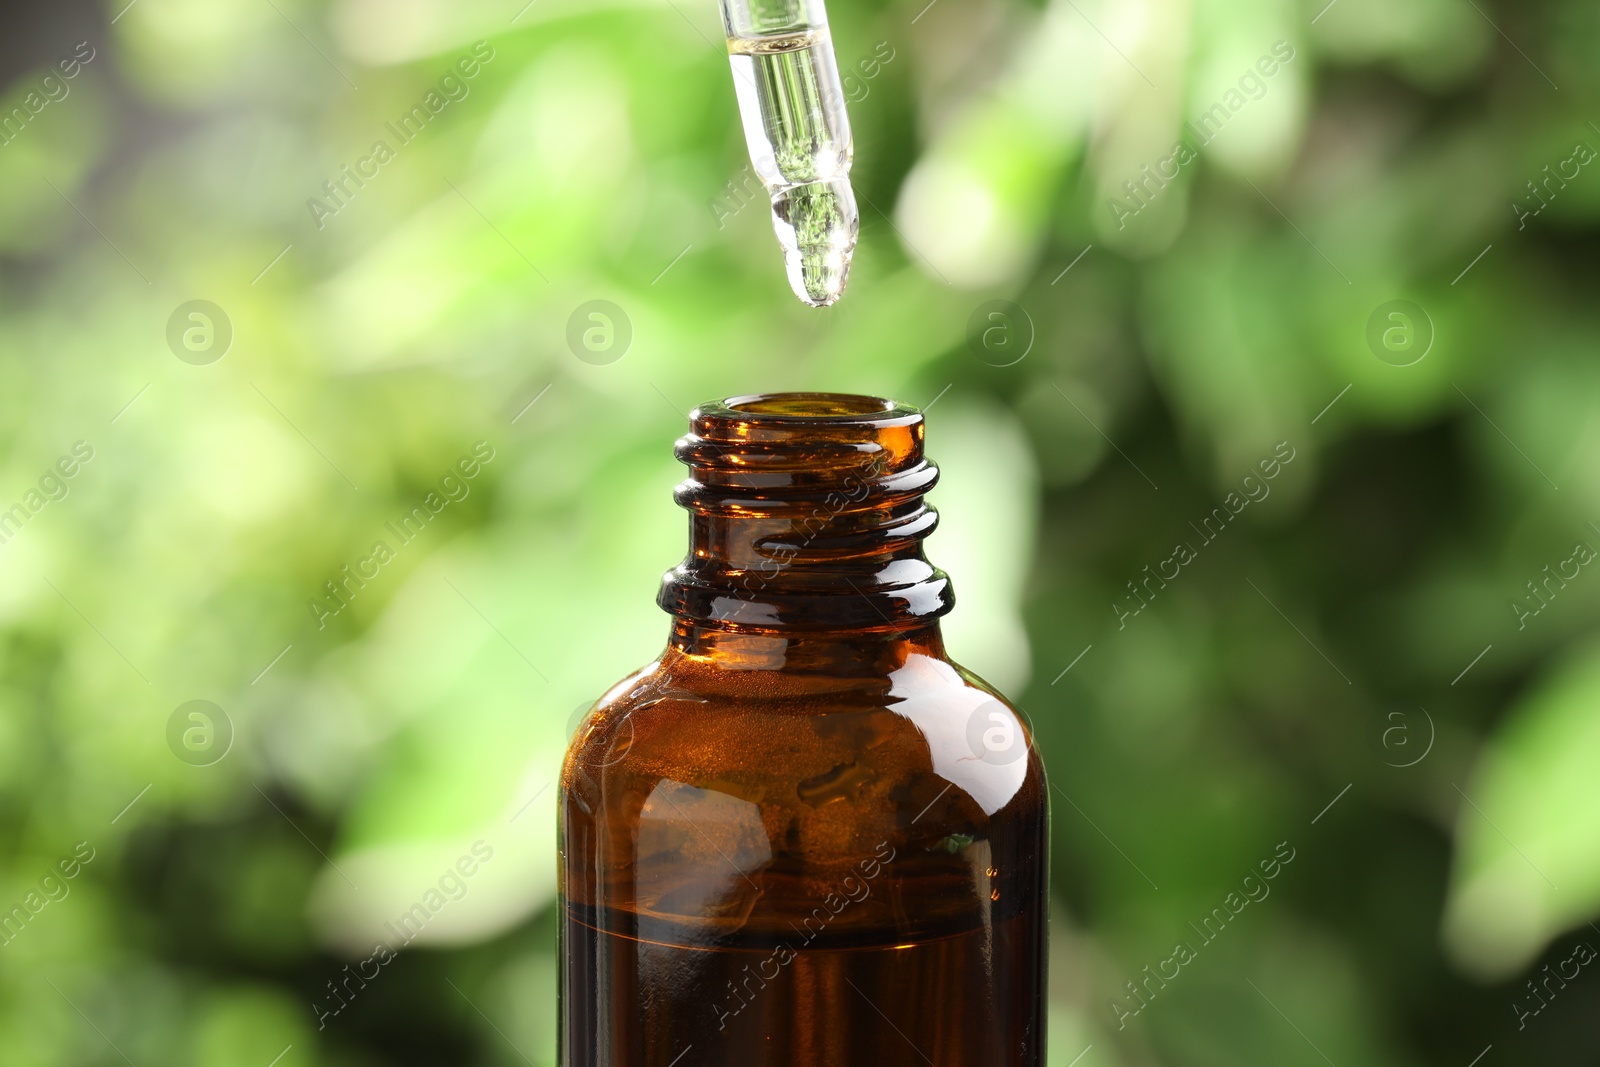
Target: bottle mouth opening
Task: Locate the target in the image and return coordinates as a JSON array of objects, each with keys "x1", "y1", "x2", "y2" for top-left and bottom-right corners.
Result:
[{"x1": 713, "y1": 392, "x2": 916, "y2": 424}]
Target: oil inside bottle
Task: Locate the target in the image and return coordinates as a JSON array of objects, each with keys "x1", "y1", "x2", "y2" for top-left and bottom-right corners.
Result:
[{"x1": 564, "y1": 905, "x2": 1041, "y2": 1066}]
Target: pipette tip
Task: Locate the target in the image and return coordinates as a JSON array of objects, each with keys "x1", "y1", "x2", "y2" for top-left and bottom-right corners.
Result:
[{"x1": 771, "y1": 179, "x2": 858, "y2": 308}]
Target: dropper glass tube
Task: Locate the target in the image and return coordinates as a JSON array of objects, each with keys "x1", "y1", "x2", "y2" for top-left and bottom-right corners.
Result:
[{"x1": 719, "y1": 0, "x2": 858, "y2": 307}]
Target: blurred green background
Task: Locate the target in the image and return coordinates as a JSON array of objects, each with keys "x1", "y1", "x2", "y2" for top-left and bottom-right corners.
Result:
[{"x1": 2, "y1": 0, "x2": 1599, "y2": 1062}]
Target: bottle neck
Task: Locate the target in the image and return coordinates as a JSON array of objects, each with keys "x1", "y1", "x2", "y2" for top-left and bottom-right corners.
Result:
[
  {"x1": 657, "y1": 393, "x2": 955, "y2": 636},
  {"x1": 666, "y1": 618, "x2": 947, "y2": 675}
]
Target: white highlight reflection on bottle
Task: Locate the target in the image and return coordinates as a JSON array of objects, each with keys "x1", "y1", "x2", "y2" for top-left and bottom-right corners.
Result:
[{"x1": 720, "y1": 0, "x2": 858, "y2": 307}]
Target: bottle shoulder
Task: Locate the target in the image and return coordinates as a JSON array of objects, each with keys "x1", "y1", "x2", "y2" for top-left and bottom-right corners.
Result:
[{"x1": 562, "y1": 648, "x2": 1046, "y2": 833}]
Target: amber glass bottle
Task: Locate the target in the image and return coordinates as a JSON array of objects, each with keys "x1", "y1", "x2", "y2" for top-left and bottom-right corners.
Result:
[{"x1": 559, "y1": 393, "x2": 1048, "y2": 1067}]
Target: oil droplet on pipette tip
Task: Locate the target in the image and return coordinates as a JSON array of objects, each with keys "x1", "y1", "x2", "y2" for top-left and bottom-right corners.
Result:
[{"x1": 772, "y1": 179, "x2": 857, "y2": 307}]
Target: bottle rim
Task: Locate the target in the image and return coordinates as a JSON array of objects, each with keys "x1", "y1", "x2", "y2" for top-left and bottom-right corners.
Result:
[{"x1": 696, "y1": 392, "x2": 920, "y2": 427}]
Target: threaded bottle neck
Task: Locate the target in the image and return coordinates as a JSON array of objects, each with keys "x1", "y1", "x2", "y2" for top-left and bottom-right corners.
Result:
[{"x1": 657, "y1": 393, "x2": 955, "y2": 632}]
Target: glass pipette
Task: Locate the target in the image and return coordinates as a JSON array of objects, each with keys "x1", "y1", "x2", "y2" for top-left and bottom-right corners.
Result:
[{"x1": 719, "y1": 0, "x2": 858, "y2": 307}]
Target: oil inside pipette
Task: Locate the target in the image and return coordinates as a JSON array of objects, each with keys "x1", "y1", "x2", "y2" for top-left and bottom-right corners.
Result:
[{"x1": 725, "y1": 21, "x2": 858, "y2": 306}]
